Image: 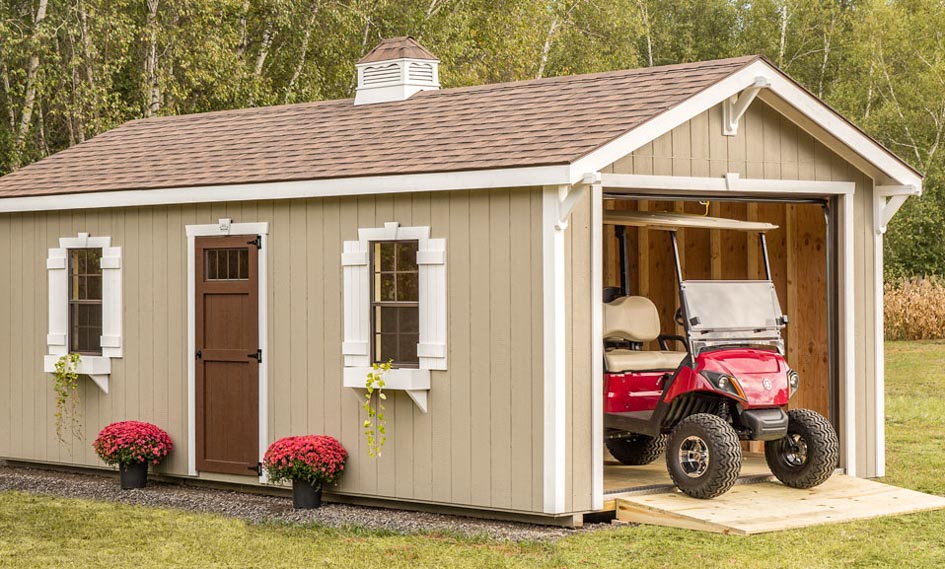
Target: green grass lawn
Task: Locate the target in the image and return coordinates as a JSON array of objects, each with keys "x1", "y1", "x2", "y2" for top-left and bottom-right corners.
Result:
[{"x1": 2, "y1": 342, "x2": 945, "y2": 568}]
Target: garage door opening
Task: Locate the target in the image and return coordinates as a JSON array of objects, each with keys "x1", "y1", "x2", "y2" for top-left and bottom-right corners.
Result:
[{"x1": 600, "y1": 194, "x2": 839, "y2": 501}]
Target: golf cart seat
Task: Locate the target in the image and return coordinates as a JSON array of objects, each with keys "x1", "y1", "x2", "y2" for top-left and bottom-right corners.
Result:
[{"x1": 603, "y1": 296, "x2": 687, "y2": 372}]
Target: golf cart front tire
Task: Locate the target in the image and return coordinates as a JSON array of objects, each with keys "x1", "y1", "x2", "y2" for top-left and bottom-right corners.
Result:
[
  {"x1": 605, "y1": 431, "x2": 666, "y2": 465},
  {"x1": 765, "y1": 408, "x2": 839, "y2": 489},
  {"x1": 666, "y1": 413, "x2": 742, "y2": 499}
]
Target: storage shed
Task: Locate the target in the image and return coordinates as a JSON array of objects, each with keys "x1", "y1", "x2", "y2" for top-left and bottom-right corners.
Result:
[{"x1": 0, "y1": 38, "x2": 921, "y2": 524}]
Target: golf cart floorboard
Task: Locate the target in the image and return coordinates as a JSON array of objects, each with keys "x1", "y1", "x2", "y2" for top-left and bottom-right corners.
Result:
[{"x1": 614, "y1": 474, "x2": 945, "y2": 535}]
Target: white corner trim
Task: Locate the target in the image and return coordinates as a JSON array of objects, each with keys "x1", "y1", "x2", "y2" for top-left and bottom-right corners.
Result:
[
  {"x1": 542, "y1": 185, "x2": 568, "y2": 514},
  {"x1": 589, "y1": 181, "x2": 604, "y2": 511},
  {"x1": 45, "y1": 233, "x2": 123, "y2": 383},
  {"x1": 840, "y1": 193, "x2": 857, "y2": 477},
  {"x1": 186, "y1": 221, "x2": 269, "y2": 480},
  {"x1": 341, "y1": 222, "x2": 446, "y2": 413},
  {"x1": 873, "y1": 216, "x2": 886, "y2": 478}
]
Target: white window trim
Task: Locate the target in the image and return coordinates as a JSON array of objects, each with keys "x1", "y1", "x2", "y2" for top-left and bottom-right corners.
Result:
[
  {"x1": 185, "y1": 219, "x2": 269, "y2": 480},
  {"x1": 341, "y1": 221, "x2": 446, "y2": 413},
  {"x1": 44, "y1": 232, "x2": 122, "y2": 394}
]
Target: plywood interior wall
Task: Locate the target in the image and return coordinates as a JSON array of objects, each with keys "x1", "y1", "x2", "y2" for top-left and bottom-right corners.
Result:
[{"x1": 602, "y1": 198, "x2": 830, "y2": 419}]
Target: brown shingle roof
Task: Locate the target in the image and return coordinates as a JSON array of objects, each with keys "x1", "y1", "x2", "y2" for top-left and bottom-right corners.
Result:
[
  {"x1": 0, "y1": 55, "x2": 760, "y2": 198},
  {"x1": 358, "y1": 36, "x2": 438, "y2": 63}
]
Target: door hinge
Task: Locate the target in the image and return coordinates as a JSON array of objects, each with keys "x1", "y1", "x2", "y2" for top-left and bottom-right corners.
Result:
[
  {"x1": 247, "y1": 235, "x2": 262, "y2": 250},
  {"x1": 195, "y1": 350, "x2": 202, "y2": 360},
  {"x1": 248, "y1": 462, "x2": 262, "y2": 476},
  {"x1": 248, "y1": 349, "x2": 262, "y2": 364}
]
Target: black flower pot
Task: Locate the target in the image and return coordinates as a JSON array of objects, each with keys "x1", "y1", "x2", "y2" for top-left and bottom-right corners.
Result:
[
  {"x1": 119, "y1": 461, "x2": 148, "y2": 489},
  {"x1": 292, "y1": 479, "x2": 323, "y2": 509}
]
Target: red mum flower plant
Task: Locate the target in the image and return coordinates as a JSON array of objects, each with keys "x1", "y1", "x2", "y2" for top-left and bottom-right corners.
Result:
[
  {"x1": 93, "y1": 421, "x2": 173, "y2": 467},
  {"x1": 263, "y1": 435, "x2": 347, "y2": 488}
]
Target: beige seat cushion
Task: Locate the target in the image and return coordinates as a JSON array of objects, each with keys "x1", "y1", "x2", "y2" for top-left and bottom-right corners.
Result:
[{"x1": 604, "y1": 349, "x2": 687, "y2": 372}]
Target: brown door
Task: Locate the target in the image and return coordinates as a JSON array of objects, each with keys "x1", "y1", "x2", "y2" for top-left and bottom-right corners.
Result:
[{"x1": 195, "y1": 235, "x2": 260, "y2": 475}]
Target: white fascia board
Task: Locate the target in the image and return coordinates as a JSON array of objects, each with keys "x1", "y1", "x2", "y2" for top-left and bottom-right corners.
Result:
[
  {"x1": 570, "y1": 59, "x2": 923, "y2": 189},
  {"x1": 0, "y1": 165, "x2": 570, "y2": 213}
]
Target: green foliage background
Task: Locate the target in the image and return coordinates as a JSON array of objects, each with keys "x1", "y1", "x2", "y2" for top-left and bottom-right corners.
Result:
[{"x1": 1, "y1": 0, "x2": 942, "y2": 277}]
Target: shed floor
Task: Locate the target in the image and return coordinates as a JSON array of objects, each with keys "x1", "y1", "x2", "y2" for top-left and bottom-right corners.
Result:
[{"x1": 614, "y1": 474, "x2": 945, "y2": 535}]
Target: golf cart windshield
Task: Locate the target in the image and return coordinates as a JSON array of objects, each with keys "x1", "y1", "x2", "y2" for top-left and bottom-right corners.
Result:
[{"x1": 681, "y1": 280, "x2": 785, "y2": 354}]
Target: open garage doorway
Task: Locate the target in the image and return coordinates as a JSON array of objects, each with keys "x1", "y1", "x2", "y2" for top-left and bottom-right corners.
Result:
[{"x1": 600, "y1": 194, "x2": 839, "y2": 499}]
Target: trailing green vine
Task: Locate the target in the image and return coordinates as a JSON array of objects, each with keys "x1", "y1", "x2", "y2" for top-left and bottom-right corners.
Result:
[
  {"x1": 362, "y1": 361, "x2": 392, "y2": 458},
  {"x1": 52, "y1": 353, "x2": 82, "y2": 444}
]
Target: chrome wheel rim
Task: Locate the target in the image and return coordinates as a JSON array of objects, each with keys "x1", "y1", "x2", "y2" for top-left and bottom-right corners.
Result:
[
  {"x1": 781, "y1": 434, "x2": 809, "y2": 467},
  {"x1": 678, "y1": 436, "x2": 710, "y2": 478}
]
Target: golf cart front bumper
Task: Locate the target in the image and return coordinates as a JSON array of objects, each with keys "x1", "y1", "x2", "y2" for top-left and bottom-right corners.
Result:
[{"x1": 738, "y1": 408, "x2": 788, "y2": 441}]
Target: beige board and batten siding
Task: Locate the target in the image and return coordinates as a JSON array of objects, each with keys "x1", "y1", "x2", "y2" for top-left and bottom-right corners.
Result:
[
  {"x1": 601, "y1": 100, "x2": 878, "y2": 477},
  {"x1": 0, "y1": 187, "x2": 548, "y2": 514}
]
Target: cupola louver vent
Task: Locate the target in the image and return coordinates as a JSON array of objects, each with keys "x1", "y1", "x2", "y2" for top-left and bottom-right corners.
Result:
[{"x1": 355, "y1": 37, "x2": 439, "y2": 106}]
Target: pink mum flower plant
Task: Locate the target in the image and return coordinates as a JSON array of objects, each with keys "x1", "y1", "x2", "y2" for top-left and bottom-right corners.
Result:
[
  {"x1": 263, "y1": 435, "x2": 347, "y2": 488},
  {"x1": 93, "y1": 421, "x2": 173, "y2": 466}
]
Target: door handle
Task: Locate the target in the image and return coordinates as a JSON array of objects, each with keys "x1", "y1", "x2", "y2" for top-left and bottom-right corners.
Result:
[{"x1": 247, "y1": 349, "x2": 262, "y2": 363}]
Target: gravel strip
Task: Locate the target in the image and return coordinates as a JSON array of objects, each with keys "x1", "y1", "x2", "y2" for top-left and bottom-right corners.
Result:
[{"x1": 0, "y1": 464, "x2": 603, "y2": 542}]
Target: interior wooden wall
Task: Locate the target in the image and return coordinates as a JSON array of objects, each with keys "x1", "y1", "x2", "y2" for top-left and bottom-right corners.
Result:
[{"x1": 602, "y1": 199, "x2": 830, "y2": 419}]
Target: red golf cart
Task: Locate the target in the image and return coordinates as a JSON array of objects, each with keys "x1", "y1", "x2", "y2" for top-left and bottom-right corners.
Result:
[{"x1": 603, "y1": 210, "x2": 839, "y2": 499}]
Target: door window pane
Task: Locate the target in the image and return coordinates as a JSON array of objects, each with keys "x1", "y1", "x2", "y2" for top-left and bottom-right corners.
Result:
[{"x1": 205, "y1": 248, "x2": 250, "y2": 280}]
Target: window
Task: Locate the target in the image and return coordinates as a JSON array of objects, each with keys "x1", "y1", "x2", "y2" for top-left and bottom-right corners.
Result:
[
  {"x1": 341, "y1": 222, "x2": 447, "y2": 413},
  {"x1": 45, "y1": 233, "x2": 123, "y2": 393},
  {"x1": 68, "y1": 248, "x2": 103, "y2": 354},
  {"x1": 371, "y1": 241, "x2": 419, "y2": 367}
]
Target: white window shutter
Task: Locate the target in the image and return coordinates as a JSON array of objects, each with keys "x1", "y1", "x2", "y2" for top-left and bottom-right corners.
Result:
[
  {"x1": 417, "y1": 238, "x2": 447, "y2": 370},
  {"x1": 100, "y1": 246, "x2": 123, "y2": 357},
  {"x1": 46, "y1": 248, "x2": 68, "y2": 357},
  {"x1": 342, "y1": 239, "x2": 370, "y2": 367}
]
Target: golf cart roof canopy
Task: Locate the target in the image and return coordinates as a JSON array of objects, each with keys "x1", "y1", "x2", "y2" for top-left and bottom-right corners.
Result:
[{"x1": 603, "y1": 210, "x2": 778, "y2": 232}]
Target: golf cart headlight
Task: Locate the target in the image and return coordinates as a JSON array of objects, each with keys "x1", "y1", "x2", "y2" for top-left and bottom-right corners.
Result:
[
  {"x1": 788, "y1": 370, "x2": 800, "y2": 394},
  {"x1": 702, "y1": 371, "x2": 745, "y2": 399}
]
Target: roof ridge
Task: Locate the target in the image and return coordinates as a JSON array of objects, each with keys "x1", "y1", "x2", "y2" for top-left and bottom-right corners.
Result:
[{"x1": 107, "y1": 55, "x2": 760, "y2": 129}]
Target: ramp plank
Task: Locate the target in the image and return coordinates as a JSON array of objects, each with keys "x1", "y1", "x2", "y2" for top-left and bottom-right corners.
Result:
[{"x1": 616, "y1": 475, "x2": 945, "y2": 535}]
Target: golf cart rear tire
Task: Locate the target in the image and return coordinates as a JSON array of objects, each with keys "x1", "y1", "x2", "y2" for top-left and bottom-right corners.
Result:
[
  {"x1": 605, "y1": 431, "x2": 666, "y2": 465},
  {"x1": 765, "y1": 408, "x2": 839, "y2": 489},
  {"x1": 666, "y1": 413, "x2": 742, "y2": 499}
]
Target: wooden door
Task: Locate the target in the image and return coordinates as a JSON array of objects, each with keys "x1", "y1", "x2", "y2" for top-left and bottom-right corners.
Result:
[{"x1": 195, "y1": 235, "x2": 260, "y2": 475}]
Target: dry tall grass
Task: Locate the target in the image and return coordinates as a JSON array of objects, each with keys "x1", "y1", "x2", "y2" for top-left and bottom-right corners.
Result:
[{"x1": 885, "y1": 277, "x2": 945, "y2": 340}]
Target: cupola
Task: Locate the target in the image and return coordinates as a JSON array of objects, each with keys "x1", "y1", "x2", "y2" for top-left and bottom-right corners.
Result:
[{"x1": 354, "y1": 37, "x2": 440, "y2": 105}]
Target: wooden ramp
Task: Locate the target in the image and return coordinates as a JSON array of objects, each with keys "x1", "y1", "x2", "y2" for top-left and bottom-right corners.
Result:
[{"x1": 616, "y1": 475, "x2": 945, "y2": 535}]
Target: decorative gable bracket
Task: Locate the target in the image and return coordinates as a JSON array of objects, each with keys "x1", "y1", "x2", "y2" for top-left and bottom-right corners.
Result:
[
  {"x1": 722, "y1": 76, "x2": 770, "y2": 136},
  {"x1": 874, "y1": 184, "x2": 921, "y2": 234},
  {"x1": 555, "y1": 172, "x2": 602, "y2": 231}
]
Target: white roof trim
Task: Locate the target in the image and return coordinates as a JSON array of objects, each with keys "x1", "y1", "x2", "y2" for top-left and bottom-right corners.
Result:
[
  {"x1": 569, "y1": 59, "x2": 922, "y2": 189},
  {"x1": 0, "y1": 165, "x2": 570, "y2": 213}
]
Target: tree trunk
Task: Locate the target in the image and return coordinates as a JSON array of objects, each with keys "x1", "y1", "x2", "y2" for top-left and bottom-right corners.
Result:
[
  {"x1": 778, "y1": 2, "x2": 789, "y2": 67},
  {"x1": 285, "y1": 3, "x2": 320, "y2": 104},
  {"x1": 79, "y1": 0, "x2": 100, "y2": 133},
  {"x1": 144, "y1": 0, "x2": 161, "y2": 117},
  {"x1": 637, "y1": 1, "x2": 654, "y2": 66},
  {"x1": 12, "y1": 0, "x2": 50, "y2": 169},
  {"x1": 537, "y1": 17, "x2": 559, "y2": 79},
  {"x1": 1, "y1": 64, "x2": 15, "y2": 132}
]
